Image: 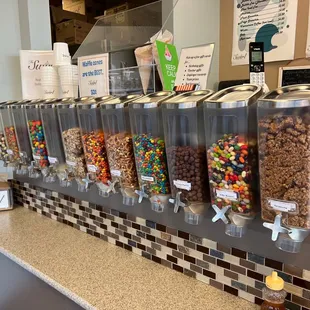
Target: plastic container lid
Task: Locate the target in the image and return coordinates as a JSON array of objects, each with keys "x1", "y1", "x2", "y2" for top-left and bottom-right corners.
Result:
[{"x1": 266, "y1": 271, "x2": 284, "y2": 291}]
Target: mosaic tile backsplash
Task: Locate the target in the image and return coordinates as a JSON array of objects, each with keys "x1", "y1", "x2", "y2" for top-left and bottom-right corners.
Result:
[{"x1": 12, "y1": 180, "x2": 310, "y2": 310}]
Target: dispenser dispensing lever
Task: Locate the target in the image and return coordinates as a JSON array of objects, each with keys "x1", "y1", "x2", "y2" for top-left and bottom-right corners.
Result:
[
  {"x1": 135, "y1": 184, "x2": 149, "y2": 203},
  {"x1": 263, "y1": 214, "x2": 289, "y2": 241},
  {"x1": 211, "y1": 204, "x2": 231, "y2": 225},
  {"x1": 169, "y1": 192, "x2": 186, "y2": 213}
]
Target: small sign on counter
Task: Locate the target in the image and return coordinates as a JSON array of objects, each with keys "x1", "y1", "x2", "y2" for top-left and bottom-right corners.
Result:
[
  {"x1": 78, "y1": 53, "x2": 109, "y2": 97},
  {"x1": 175, "y1": 43, "x2": 214, "y2": 89}
]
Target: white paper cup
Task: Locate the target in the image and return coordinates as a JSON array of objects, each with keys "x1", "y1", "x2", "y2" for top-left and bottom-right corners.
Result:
[
  {"x1": 61, "y1": 84, "x2": 78, "y2": 98},
  {"x1": 41, "y1": 85, "x2": 60, "y2": 99},
  {"x1": 53, "y1": 42, "x2": 71, "y2": 66}
]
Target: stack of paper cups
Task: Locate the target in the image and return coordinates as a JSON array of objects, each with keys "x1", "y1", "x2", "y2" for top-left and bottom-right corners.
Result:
[
  {"x1": 41, "y1": 66, "x2": 60, "y2": 99},
  {"x1": 58, "y1": 65, "x2": 79, "y2": 98},
  {"x1": 53, "y1": 42, "x2": 71, "y2": 67}
]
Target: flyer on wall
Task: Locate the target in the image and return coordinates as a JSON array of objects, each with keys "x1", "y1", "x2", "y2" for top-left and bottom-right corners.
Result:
[{"x1": 231, "y1": 0, "x2": 298, "y2": 66}]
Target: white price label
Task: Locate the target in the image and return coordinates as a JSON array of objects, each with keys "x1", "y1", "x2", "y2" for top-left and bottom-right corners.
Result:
[
  {"x1": 87, "y1": 164, "x2": 97, "y2": 172},
  {"x1": 111, "y1": 169, "x2": 121, "y2": 177},
  {"x1": 48, "y1": 156, "x2": 58, "y2": 164},
  {"x1": 173, "y1": 180, "x2": 191, "y2": 191},
  {"x1": 33, "y1": 154, "x2": 41, "y2": 160},
  {"x1": 7, "y1": 149, "x2": 13, "y2": 155},
  {"x1": 216, "y1": 189, "x2": 238, "y2": 201},
  {"x1": 269, "y1": 199, "x2": 297, "y2": 213},
  {"x1": 141, "y1": 175, "x2": 154, "y2": 182},
  {"x1": 66, "y1": 160, "x2": 76, "y2": 167}
]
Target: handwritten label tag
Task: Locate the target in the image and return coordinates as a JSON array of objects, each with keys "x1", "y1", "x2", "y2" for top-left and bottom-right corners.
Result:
[
  {"x1": 141, "y1": 175, "x2": 154, "y2": 182},
  {"x1": 6, "y1": 150, "x2": 13, "y2": 155},
  {"x1": 173, "y1": 180, "x2": 191, "y2": 191},
  {"x1": 87, "y1": 165, "x2": 97, "y2": 172},
  {"x1": 66, "y1": 160, "x2": 76, "y2": 167},
  {"x1": 216, "y1": 189, "x2": 238, "y2": 201},
  {"x1": 33, "y1": 154, "x2": 41, "y2": 160},
  {"x1": 268, "y1": 199, "x2": 297, "y2": 213},
  {"x1": 48, "y1": 156, "x2": 58, "y2": 164},
  {"x1": 111, "y1": 169, "x2": 121, "y2": 177}
]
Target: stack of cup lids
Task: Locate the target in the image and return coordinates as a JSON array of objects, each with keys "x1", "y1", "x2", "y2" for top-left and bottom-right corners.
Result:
[
  {"x1": 53, "y1": 42, "x2": 71, "y2": 67},
  {"x1": 58, "y1": 65, "x2": 79, "y2": 98},
  {"x1": 41, "y1": 66, "x2": 60, "y2": 99}
]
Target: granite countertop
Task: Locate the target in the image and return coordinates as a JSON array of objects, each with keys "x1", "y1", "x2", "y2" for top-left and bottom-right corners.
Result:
[{"x1": 0, "y1": 207, "x2": 259, "y2": 310}]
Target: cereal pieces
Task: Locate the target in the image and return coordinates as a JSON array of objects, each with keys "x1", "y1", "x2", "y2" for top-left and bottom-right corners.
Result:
[{"x1": 4, "y1": 126, "x2": 20, "y2": 161}]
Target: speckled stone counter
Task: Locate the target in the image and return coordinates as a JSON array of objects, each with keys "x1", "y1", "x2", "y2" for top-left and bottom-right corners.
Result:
[{"x1": 0, "y1": 207, "x2": 259, "y2": 310}]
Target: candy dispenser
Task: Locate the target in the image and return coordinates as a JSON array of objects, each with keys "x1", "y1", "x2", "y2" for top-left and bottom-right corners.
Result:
[
  {"x1": 10, "y1": 100, "x2": 33, "y2": 175},
  {"x1": 162, "y1": 91, "x2": 213, "y2": 225},
  {"x1": 101, "y1": 95, "x2": 143, "y2": 206},
  {"x1": 258, "y1": 85, "x2": 310, "y2": 253},
  {"x1": 204, "y1": 85, "x2": 263, "y2": 237},
  {"x1": 57, "y1": 98, "x2": 90, "y2": 191},
  {"x1": 0, "y1": 101, "x2": 11, "y2": 164},
  {"x1": 129, "y1": 91, "x2": 174, "y2": 212},
  {"x1": 39, "y1": 99, "x2": 69, "y2": 185},
  {"x1": 77, "y1": 96, "x2": 114, "y2": 197},
  {"x1": 0, "y1": 101, "x2": 20, "y2": 169}
]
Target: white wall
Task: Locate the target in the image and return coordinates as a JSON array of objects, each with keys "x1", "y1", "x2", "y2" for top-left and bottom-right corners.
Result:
[
  {"x1": 0, "y1": 0, "x2": 51, "y2": 101},
  {"x1": 167, "y1": 0, "x2": 220, "y2": 90},
  {"x1": 0, "y1": 1, "x2": 22, "y2": 101}
]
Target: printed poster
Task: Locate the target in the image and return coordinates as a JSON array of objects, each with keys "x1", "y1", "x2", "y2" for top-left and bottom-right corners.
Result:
[
  {"x1": 78, "y1": 53, "x2": 109, "y2": 97},
  {"x1": 20, "y1": 50, "x2": 54, "y2": 100},
  {"x1": 175, "y1": 44, "x2": 214, "y2": 89},
  {"x1": 155, "y1": 41, "x2": 179, "y2": 91},
  {"x1": 232, "y1": 0, "x2": 298, "y2": 66}
]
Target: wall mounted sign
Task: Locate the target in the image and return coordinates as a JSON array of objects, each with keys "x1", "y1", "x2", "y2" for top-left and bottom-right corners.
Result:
[
  {"x1": 175, "y1": 43, "x2": 214, "y2": 89},
  {"x1": 232, "y1": 0, "x2": 298, "y2": 66},
  {"x1": 155, "y1": 41, "x2": 179, "y2": 91},
  {"x1": 20, "y1": 50, "x2": 53, "y2": 100},
  {"x1": 78, "y1": 53, "x2": 109, "y2": 97}
]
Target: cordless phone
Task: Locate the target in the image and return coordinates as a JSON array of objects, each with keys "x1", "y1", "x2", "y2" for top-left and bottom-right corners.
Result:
[{"x1": 249, "y1": 42, "x2": 265, "y2": 86}]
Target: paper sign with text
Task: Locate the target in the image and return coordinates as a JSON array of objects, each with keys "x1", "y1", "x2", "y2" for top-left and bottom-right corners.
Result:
[
  {"x1": 175, "y1": 44, "x2": 214, "y2": 89},
  {"x1": 155, "y1": 41, "x2": 179, "y2": 91},
  {"x1": 78, "y1": 53, "x2": 109, "y2": 97}
]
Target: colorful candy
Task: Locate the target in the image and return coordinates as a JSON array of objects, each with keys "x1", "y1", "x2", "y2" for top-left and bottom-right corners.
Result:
[
  {"x1": 0, "y1": 133, "x2": 8, "y2": 161},
  {"x1": 82, "y1": 130, "x2": 111, "y2": 184},
  {"x1": 207, "y1": 134, "x2": 255, "y2": 215},
  {"x1": 4, "y1": 126, "x2": 20, "y2": 161},
  {"x1": 27, "y1": 120, "x2": 49, "y2": 168},
  {"x1": 133, "y1": 134, "x2": 170, "y2": 195}
]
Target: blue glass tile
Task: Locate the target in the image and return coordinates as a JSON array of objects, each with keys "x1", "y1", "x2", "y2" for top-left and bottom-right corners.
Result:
[
  {"x1": 248, "y1": 253, "x2": 265, "y2": 265},
  {"x1": 146, "y1": 220, "x2": 156, "y2": 229},
  {"x1": 277, "y1": 271, "x2": 292, "y2": 283},
  {"x1": 128, "y1": 240, "x2": 136, "y2": 248},
  {"x1": 231, "y1": 280, "x2": 246, "y2": 291},
  {"x1": 210, "y1": 249, "x2": 224, "y2": 259},
  {"x1": 111, "y1": 209, "x2": 119, "y2": 217}
]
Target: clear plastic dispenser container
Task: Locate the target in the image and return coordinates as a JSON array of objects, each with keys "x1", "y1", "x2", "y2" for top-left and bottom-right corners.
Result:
[
  {"x1": 204, "y1": 85, "x2": 263, "y2": 237},
  {"x1": 57, "y1": 98, "x2": 89, "y2": 192},
  {"x1": 129, "y1": 91, "x2": 175, "y2": 212},
  {"x1": 0, "y1": 101, "x2": 20, "y2": 169},
  {"x1": 77, "y1": 96, "x2": 114, "y2": 197},
  {"x1": 10, "y1": 100, "x2": 33, "y2": 175},
  {"x1": 101, "y1": 94, "x2": 142, "y2": 206},
  {"x1": 25, "y1": 99, "x2": 47, "y2": 177},
  {"x1": 39, "y1": 99, "x2": 69, "y2": 185},
  {"x1": 258, "y1": 85, "x2": 310, "y2": 253},
  {"x1": 162, "y1": 91, "x2": 214, "y2": 225}
]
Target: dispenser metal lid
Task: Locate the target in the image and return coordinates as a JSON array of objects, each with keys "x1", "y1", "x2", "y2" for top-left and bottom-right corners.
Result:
[
  {"x1": 25, "y1": 99, "x2": 45, "y2": 109},
  {"x1": 101, "y1": 94, "x2": 143, "y2": 110},
  {"x1": 162, "y1": 90, "x2": 214, "y2": 109},
  {"x1": 204, "y1": 84, "x2": 263, "y2": 109},
  {"x1": 39, "y1": 98, "x2": 62, "y2": 109},
  {"x1": 130, "y1": 91, "x2": 175, "y2": 109},
  {"x1": 74, "y1": 96, "x2": 94, "y2": 103},
  {"x1": 258, "y1": 84, "x2": 310, "y2": 108},
  {"x1": 57, "y1": 98, "x2": 76, "y2": 109},
  {"x1": 95, "y1": 95, "x2": 115, "y2": 102},
  {"x1": 0, "y1": 101, "x2": 18, "y2": 109}
]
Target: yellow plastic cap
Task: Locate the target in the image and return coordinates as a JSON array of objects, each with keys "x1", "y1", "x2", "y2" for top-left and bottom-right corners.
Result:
[{"x1": 266, "y1": 271, "x2": 284, "y2": 291}]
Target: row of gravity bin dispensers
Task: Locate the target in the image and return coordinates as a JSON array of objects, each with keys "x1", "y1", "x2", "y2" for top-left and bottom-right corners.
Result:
[{"x1": 1, "y1": 84, "x2": 310, "y2": 253}]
